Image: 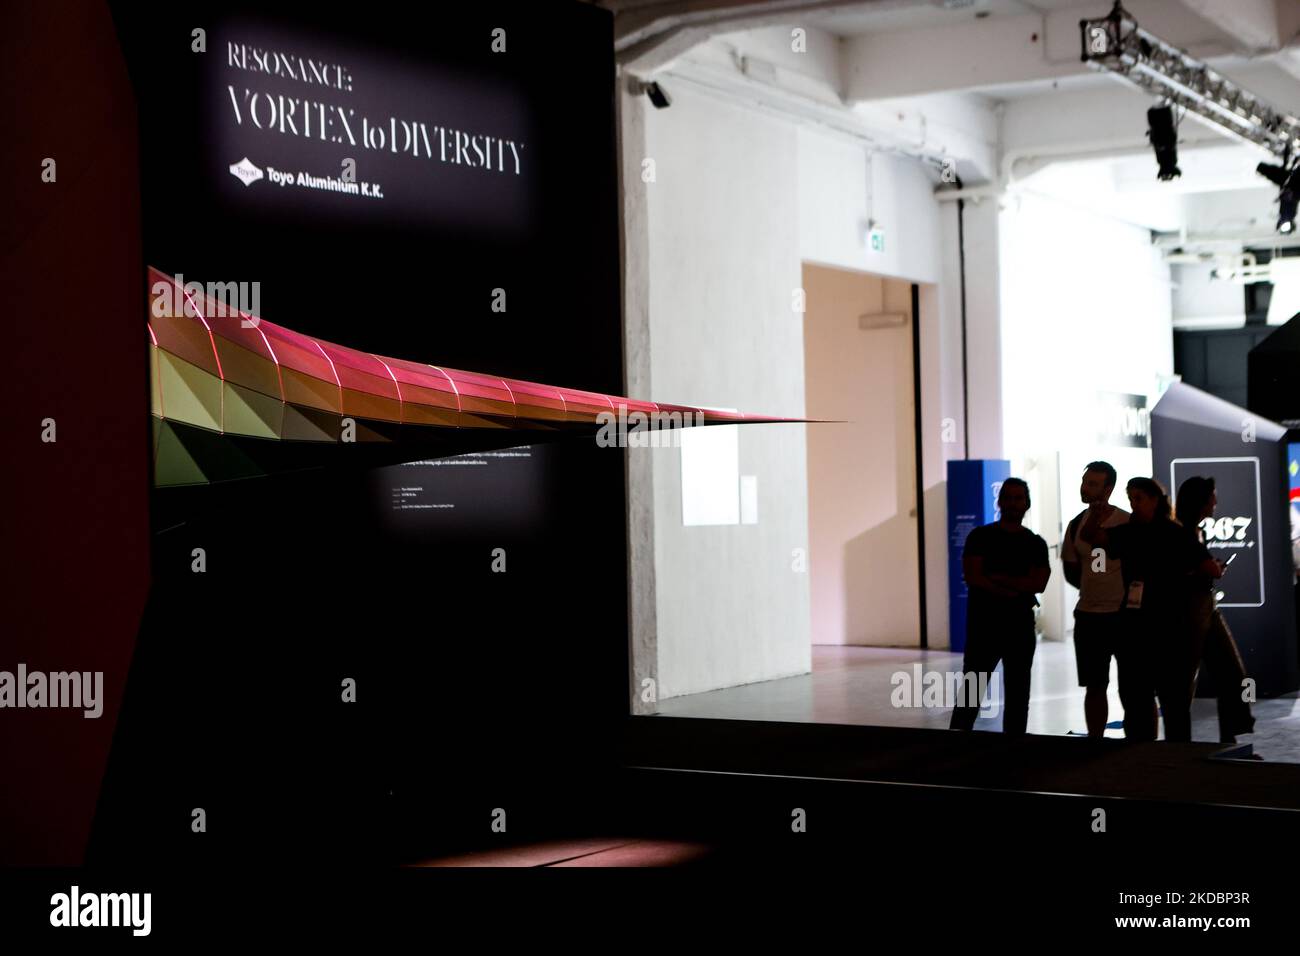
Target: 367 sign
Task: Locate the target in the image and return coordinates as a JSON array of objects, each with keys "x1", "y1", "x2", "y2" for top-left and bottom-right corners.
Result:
[
  {"x1": 1171, "y1": 457, "x2": 1264, "y2": 608},
  {"x1": 1201, "y1": 516, "x2": 1252, "y2": 542}
]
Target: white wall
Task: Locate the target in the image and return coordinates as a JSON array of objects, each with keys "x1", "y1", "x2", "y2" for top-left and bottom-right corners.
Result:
[
  {"x1": 795, "y1": 125, "x2": 998, "y2": 648},
  {"x1": 643, "y1": 84, "x2": 812, "y2": 698},
  {"x1": 637, "y1": 83, "x2": 981, "y2": 686},
  {"x1": 798, "y1": 130, "x2": 943, "y2": 284}
]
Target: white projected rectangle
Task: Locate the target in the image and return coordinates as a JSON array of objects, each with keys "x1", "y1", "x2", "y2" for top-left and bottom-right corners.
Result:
[{"x1": 681, "y1": 423, "x2": 740, "y2": 526}]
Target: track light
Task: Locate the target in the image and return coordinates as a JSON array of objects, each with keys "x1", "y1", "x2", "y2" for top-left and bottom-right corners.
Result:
[
  {"x1": 1082, "y1": 3, "x2": 1300, "y2": 159},
  {"x1": 1257, "y1": 161, "x2": 1300, "y2": 233},
  {"x1": 1257, "y1": 161, "x2": 1290, "y2": 188},
  {"x1": 1146, "y1": 104, "x2": 1180, "y2": 181}
]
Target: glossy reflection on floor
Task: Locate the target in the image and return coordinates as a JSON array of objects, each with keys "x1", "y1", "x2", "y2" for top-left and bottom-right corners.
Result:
[
  {"x1": 413, "y1": 839, "x2": 712, "y2": 868},
  {"x1": 655, "y1": 643, "x2": 1300, "y2": 762}
]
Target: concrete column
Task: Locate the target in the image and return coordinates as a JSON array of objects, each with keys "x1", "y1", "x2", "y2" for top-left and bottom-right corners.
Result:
[
  {"x1": 618, "y1": 77, "x2": 658, "y2": 715},
  {"x1": 939, "y1": 195, "x2": 1004, "y2": 462}
]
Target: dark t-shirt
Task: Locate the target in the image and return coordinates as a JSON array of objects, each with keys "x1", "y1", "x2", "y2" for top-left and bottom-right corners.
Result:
[
  {"x1": 1103, "y1": 518, "x2": 1208, "y2": 615},
  {"x1": 964, "y1": 522, "x2": 1050, "y2": 618}
]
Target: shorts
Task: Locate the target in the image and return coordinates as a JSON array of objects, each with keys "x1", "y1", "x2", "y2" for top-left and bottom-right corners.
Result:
[{"x1": 1073, "y1": 610, "x2": 1121, "y2": 688}]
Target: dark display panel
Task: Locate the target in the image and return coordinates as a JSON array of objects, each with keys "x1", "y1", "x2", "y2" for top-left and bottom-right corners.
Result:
[
  {"x1": 1152, "y1": 383, "x2": 1299, "y2": 698},
  {"x1": 1170, "y1": 457, "x2": 1263, "y2": 608},
  {"x1": 94, "y1": 1, "x2": 626, "y2": 863}
]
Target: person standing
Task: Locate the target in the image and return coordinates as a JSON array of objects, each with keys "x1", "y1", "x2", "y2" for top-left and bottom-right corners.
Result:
[
  {"x1": 950, "y1": 478, "x2": 1051, "y2": 736},
  {"x1": 1061, "y1": 461, "x2": 1129, "y2": 737},
  {"x1": 1174, "y1": 476, "x2": 1255, "y2": 744},
  {"x1": 1081, "y1": 477, "x2": 1202, "y2": 742}
]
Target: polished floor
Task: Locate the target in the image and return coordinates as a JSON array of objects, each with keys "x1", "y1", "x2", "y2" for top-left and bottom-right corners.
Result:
[{"x1": 656, "y1": 642, "x2": 1300, "y2": 762}]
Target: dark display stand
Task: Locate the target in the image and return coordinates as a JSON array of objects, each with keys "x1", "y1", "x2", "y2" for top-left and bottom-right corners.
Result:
[
  {"x1": 1151, "y1": 382, "x2": 1299, "y2": 697},
  {"x1": 93, "y1": 1, "x2": 627, "y2": 864}
]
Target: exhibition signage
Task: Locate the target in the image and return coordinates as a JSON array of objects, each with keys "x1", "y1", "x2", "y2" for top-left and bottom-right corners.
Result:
[
  {"x1": 209, "y1": 22, "x2": 534, "y2": 234},
  {"x1": 946, "y1": 459, "x2": 1011, "y2": 654},
  {"x1": 1170, "y1": 457, "x2": 1264, "y2": 608},
  {"x1": 1095, "y1": 390, "x2": 1150, "y2": 449},
  {"x1": 1152, "y1": 383, "x2": 1299, "y2": 695}
]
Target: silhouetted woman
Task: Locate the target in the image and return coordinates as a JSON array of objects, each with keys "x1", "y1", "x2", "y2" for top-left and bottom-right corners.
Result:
[
  {"x1": 1081, "y1": 477, "x2": 1204, "y2": 741},
  {"x1": 1175, "y1": 476, "x2": 1256, "y2": 743}
]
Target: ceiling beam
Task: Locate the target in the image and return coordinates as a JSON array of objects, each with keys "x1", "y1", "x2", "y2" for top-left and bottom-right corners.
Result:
[
  {"x1": 1178, "y1": 0, "x2": 1300, "y2": 85},
  {"x1": 604, "y1": 0, "x2": 907, "y2": 72},
  {"x1": 842, "y1": 1, "x2": 1236, "y2": 102},
  {"x1": 1179, "y1": 0, "x2": 1284, "y2": 53}
]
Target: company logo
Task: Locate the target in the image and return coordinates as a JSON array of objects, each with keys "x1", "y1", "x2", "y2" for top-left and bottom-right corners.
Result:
[{"x1": 229, "y1": 156, "x2": 264, "y2": 186}]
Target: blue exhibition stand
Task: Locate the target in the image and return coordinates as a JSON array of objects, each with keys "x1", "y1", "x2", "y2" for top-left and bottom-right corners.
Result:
[{"x1": 946, "y1": 459, "x2": 1010, "y2": 654}]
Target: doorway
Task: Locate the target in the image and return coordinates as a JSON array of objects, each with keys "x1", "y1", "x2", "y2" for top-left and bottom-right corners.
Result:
[{"x1": 802, "y1": 262, "x2": 921, "y2": 647}]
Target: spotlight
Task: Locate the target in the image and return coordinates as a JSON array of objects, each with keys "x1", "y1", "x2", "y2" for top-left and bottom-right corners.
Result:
[
  {"x1": 1257, "y1": 161, "x2": 1300, "y2": 233},
  {"x1": 644, "y1": 81, "x2": 671, "y2": 110},
  {"x1": 1279, "y1": 191, "x2": 1298, "y2": 234},
  {"x1": 1146, "y1": 104, "x2": 1180, "y2": 180},
  {"x1": 1256, "y1": 161, "x2": 1290, "y2": 188}
]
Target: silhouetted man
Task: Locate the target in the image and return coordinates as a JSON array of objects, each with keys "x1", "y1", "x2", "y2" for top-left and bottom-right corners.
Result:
[
  {"x1": 950, "y1": 478, "x2": 1051, "y2": 736},
  {"x1": 1061, "y1": 461, "x2": 1128, "y2": 737}
]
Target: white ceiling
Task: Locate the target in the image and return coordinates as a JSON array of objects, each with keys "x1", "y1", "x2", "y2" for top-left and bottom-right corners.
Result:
[
  {"x1": 808, "y1": 0, "x2": 1116, "y2": 39},
  {"x1": 801, "y1": 0, "x2": 1300, "y2": 112},
  {"x1": 669, "y1": 0, "x2": 1300, "y2": 236},
  {"x1": 1014, "y1": 142, "x2": 1278, "y2": 234}
]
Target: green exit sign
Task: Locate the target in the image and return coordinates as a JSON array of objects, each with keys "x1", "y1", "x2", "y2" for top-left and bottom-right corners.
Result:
[{"x1": 869, "y1": 227, "x2": 885, "y2": 253}]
